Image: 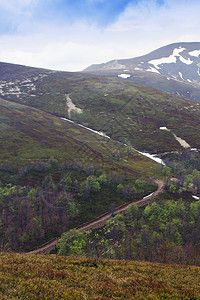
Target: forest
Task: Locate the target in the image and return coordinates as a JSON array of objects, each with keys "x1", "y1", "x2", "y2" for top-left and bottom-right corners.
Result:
[
  {"x1": 0, "y1": 158, "x2": 154, "y2": 251},
  {"x1": 58, "y1": 198, "x2": 200, "y2": 265},
  {"x1": 58, "y1": 150, "x2": 200, "y2": 266}
]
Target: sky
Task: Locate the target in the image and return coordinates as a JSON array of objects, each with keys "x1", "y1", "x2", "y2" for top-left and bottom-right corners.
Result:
[{"x1": 0, "y1": 0, "x2": 199, "y2": 71}]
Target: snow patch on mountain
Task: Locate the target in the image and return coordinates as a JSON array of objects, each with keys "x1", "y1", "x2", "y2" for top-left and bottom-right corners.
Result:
[
  {"x1": 146, "y1": 67, "x2": 160, "y2": 74},
  {"x1": 148, "y1": 47, "x2": 192, "y2": 68},
  {"x1": 118, "y1": 74, "x2": 131, "y2": 79},
  {"x1": 179, "y1": 72, "x2": 184, "y2": 80},
  {"x1": 179, "y1": 56, "x2": 193, "y2": 65},
  {"x1": 189, "y1": 50, "x2": 200, "y2": 57},
  {"x1": 192, "y1": 195, "x2": 199, "y2": 200}
]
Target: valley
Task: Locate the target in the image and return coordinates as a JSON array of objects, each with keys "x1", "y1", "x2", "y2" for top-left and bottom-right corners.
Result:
[
  {"x1": 1, "y1": 52, "x2": 200, "y2": 264},
  {"x1": 1, "y1": 0, "x2": 200, "y2": 297}
]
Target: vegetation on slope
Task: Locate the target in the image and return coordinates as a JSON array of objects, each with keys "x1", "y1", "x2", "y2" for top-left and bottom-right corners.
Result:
[
  {"x1": 58, "y1": 150, "x2": 200, "y2": 265},
  {"x1": 1, "y1": 252, "x2": 200, "y2": 299},
  {"x1": 0, "y1": 98, "x2": 160, "y2": 251},
  {"x1": 58, "y1": 194, "x2": 200, "y2": 265},
  {"x1": 1, "y1": 63, "x2": 200, "y2": 153}
]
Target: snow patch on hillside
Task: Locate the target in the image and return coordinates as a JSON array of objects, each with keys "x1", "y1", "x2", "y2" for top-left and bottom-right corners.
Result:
[
  {"x1": 160, "y1": 127, "x2": 169, "y2": 131},
  {"x1": 118, "y1": 74, "x2": 131, "y2": 79},
  {"x1": 189, "y1": 50, "x2": 200, "y2": 57},
  {"x1": 146, "y1": 67, "x2": 160, "y2": 74},
  {"x1": 148, "y1": 47, "x2": 194, "y2": 68},
  {"x1": 61, "y1": 118, "x2": 165, "y2": 165},
  {"x1": 179, "y1": 56, "x2": 193, "y2": 65},
  {"x1": 192, "y1": 195, "x2": 199, "y2": 200},
  {"x1": 179, "y1": 72, "x2": 184, "y2": 80}
]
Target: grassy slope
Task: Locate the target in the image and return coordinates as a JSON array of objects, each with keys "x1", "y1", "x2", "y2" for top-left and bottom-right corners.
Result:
[
  {"x1": 0, "y1": 97, "x2": 160, "y2": 178},
  {"x1": 1, "y1": 252, "x2": 200, "y2": 299},
  {"x1": 84, "y1": 68, "x2": 200, "y2": 101},
  {"x1": 2, "y1": 67, "x2": 200, "y2": 153}
]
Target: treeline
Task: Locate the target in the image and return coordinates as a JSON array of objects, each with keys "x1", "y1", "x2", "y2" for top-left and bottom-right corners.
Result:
[
  {"x1": 58, "y1": 198, "x2": 200, "y2": 266},
  {"x1": 162, "y1": 150, "x2": 200, "y2": 194},
  {"x1": 0, "y1": 159, "x2": 154, "y2": 251}
]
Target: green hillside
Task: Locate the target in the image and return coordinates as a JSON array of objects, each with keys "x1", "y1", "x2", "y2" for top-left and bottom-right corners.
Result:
[
  {"x1": 0, "y1": 97, "x2": 160, "y2": 174},
  {"x1": 0, "y1": 98, "x2": 161, "y2": 251},
  {"x1": 1, "y1": 64, "x2": 200, "y2": 153},
  {"x1": 1, "y1": 252, "x2": 200, "y2": 299}
]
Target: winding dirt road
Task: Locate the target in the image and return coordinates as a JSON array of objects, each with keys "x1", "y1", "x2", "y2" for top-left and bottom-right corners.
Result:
[{"x1": 28, "y1": 180, "x2": 164, "y2": 255}]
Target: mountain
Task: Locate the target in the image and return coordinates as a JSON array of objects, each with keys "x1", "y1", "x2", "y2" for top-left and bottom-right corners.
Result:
[
  {"x1": 84, "y1": 42, "x2": 200, "y2": 101},
  {"x1": 0, "y1": 96, "x2": 161, "y2": 250},
  {"x1": 1, "y1": 57, "x2": 200, "y2": 253},
  {"x1": 1, "y1": 61, "x2": 200, "y2": 154}
]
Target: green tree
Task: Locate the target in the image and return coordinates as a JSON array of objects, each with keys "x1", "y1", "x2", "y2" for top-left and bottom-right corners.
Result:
[
  {"x1": 127, "y1": 203, "x2": 139, "y2": 220},
  {"x1": 57, "y1": 229, "x2": 86, "y2": 256}
]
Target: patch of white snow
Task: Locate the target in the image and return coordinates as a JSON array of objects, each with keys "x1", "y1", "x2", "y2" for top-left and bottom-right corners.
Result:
[
  {"x1": 179, "y1": 72, "x2": 184, "y2": 80},
  {"x1": 192, "y1": 195, "x2": 199, "y2": 200},
  {"x1": 146, "y1": 67, "x2": 160, "y2": 74},
  {"x1": 118, "y1": 74, "x2": 131, "y2": 79},
  {"x1": 179, "y1": 56, "x2": 193, "y2": 65},
  {"x1": 148, "y1": 47, "x2": 185, "y2": 68},
  {"x1": 160, "y1": 127, "x2": 169, "y2": 131},
  {"x1": 61, "y1": 117, "x2": 75, "y2": 123},
  {"x1": 143, "y1": 192, "x2": 154, "y2": 199},
  {"x1": 189, "y1": 50, "x2": 200, "y2": 57},
  {"x1": 135, "y1": 150, "x2": 165, "y2": 165}
]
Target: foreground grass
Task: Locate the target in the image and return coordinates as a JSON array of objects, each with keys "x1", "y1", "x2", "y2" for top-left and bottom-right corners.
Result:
[{"x1": 1, "y1": 253, "x2": 200, "y2": 299}]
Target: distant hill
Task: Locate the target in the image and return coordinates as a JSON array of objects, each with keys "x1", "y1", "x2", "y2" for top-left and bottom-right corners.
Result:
[{"x1": 84, "y1": 42, "x2": 200, "y2": 101}]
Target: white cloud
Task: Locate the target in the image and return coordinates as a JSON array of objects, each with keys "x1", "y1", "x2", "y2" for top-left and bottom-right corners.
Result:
[
  {"x1": 0, "y1": 0, "x2": 37, "y2": 13},
  {"x1": 0, "y1": 0, "x2": 199, "y2": 71}
]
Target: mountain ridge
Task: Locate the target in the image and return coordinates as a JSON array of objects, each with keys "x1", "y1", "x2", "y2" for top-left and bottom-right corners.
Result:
[{"x1": 84, "y1": 42, "x2": 200, "y2": 101}]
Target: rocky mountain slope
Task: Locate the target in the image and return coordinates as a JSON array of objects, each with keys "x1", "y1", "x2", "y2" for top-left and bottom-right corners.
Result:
[{"x1": 84, "y1": 42, "x2": 200, "y2": 101}]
